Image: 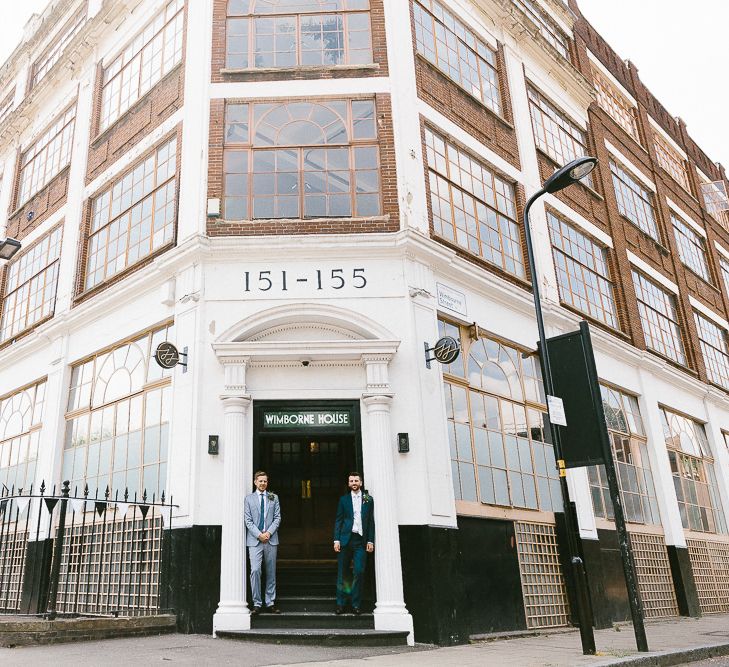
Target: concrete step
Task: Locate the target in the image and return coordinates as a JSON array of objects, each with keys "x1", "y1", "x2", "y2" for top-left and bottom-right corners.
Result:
[
  {"x1": 252, "y1": 612, "x2": 373, "y2": 630},
  {"x1": 216, "y1": 628, "x2": 409, "y2": 647},
  {"x1": 277, "y1": 596, "x2": 336, "y2": 613}
]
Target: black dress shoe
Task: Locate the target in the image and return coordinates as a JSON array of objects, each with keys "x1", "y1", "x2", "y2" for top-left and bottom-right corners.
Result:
[
  {"x1": 335, "y1": 606, "x2": 345, "y2": 615},
  {"x1": 352, "y1": 607, "x2": 361, "y2": 615},
  {"x1": 250, "y1": 606, "x2": 261, "y2": 616},
  {"x1": 266, "y1": 605, "x2": 280, "y2": 614}
]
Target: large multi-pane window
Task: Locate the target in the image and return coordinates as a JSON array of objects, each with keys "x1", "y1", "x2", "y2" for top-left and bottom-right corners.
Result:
[
  {"x1": 0, "y1": 88, "x2": 15, "y2": 125},
  {"x1": 226, "y1": 0, "x2": 373, "y2": 69},
  {"x1": 0, "y1": 380, "x2": 45, "y2": 493},
  {"x1": 672, "y1": 214, "x2": 710, "y2": 282},
  {"x1": 425, "y1": 127, "x2": 524, "y2": 278},
  {"x1": 632, "y1": 270, "x2": 685, "y2": 365},
  {"x1": 720, "y1": 257, "x2": 729, "y2": 297},
  {"x1": 547, "y1": 213, "x2": 617, "y2": 327},
  {"x1": 0, "y1": 227, "x2": 62, "y2": 342},
  {"x1": 513, "y1": 0, "x2": 569, "y2": 60},
  {"x1": 699, "y1": 177, "x2": 729, "y2": 231},
  {"x1": 588, "y1": 385, "x2": 660, "y2": 525},
  {"x1": 99, "y1": 0, "x2": 184, "y2": 131},
  {"x1": 653, "y1": 131, "x2": 690, "y2": 191},
  {"x1": 661, "y1": 407, "x2": 726, "y2": 534},
  {"x1": 63, "y1": 324, "x2": 174, "y2": 498},
  {"x1": 413, "y1": 0, "x2": 502, "y2": 115},
  {"x1": 610, "y1": 159, "x2": 659, "y2": 240},
  {"x1": 440, "y1": 319, "x2": 562, "y2": 513},
  {"x1": 591, "y1": 63, "x2": 639, "y2": 141},
  {"x1": 694, "y1": 312, "x2": 729, "y2": 390},
  {"x1": 30, "y1": 6, "x2": 86, "y2": 90},
  {"x1": 85, "y1": 137, "x2": 177, "y2": 290},
  {"x1": 224, "y1": 99, "x2": 380, "y2": 219},
  {"x1": 17, "y1": 105, "x2": 76, "y2": 206},
  {"x1": 527, "y1": 86, "x2": 592, "y2": 187}
]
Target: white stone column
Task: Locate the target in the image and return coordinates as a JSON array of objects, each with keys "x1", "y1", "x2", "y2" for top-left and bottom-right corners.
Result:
[
  {"x1": 213, "y1": 358, "x2": 253, "y2": 634},
  {"x1": 361, "y1": 357, "x2": 414, "y2": 645}
]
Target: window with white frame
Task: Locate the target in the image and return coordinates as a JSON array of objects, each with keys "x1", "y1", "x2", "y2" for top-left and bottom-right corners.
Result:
[
  {"x1": 661, "y1": 407, "x2": 726, "y2": 534},
  {"x1": 425, "y1": 127, "x2": 524, "y2": 278},
  {"x1": 672, "y1": 213, "x2": 710, "y2": 282},
  {"x1": 591, "y1": 63, "x2": 639, "y2": 142},
  {"x1": 0, "y1": 379, "x2": 45, "y2": 492},
  {"x1": 610, "y1": 159, "x2": 659, "y2": 240},
  {"x1": 588, "y1": 385, "x2": 660, "y2": 525},
  {"x1": 63, "y1": 323, "x2": 174, "y2": 498},
  {"x1": 413, "y1": 0, "x2": 502, "y2": 115},
  {"x1": 439, "y1": 318, "x2": 562, "y2": 512},
  {"x1": 632, "y1": 270, "x2": 685, "y2": 364},
  {"x1": 224, "y1": 99, "x2": 380, "y2": 219},
  {"x1": 653, "y1": 130, "x2": 690, "y2": 191},
  {"x1": 547, "y1": 213, "x2": 617, "y2": 327},
  {"x1": 30, "y1": 6, "x2": 86, "y2": 90},
  {"x1": 17, "y1": 105, "x2": 76, "y2": 206},
  {"x1": 0, "y1": 227, "x2": 62, "y2": 342},
  {"x1": 513, "y1": 0, "x2": 569, "y2": 59},
  {"x1": 85, "y1": 137, "x2": 177, "y2": 290},
  {"x1": 694, "y1": 312, "x2": 729, "y2": 391},
  {"x1": 527, "y1": 85, "x2": 592, "y2": 188},
  {"x1": 720, "y1": 257, "x2": 729, "y2": 297},
  {"x1": 99, "y1": 0, "x2": 184, "y2": 132},
  {"x1": 226, "y1": 0, "x2": 373, "y2": 69}
]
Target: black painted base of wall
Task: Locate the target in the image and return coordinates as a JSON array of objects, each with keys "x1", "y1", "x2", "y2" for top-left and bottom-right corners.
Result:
[
  {"x1": 667, "y1": 545, "x2": 701, "y2": 617},
  {"x1": 161, "y1": 525, "x2": 221, "y2": 634},
  {"x1": 19, "y1": 538, "x2": 53, "y2": 614},
  {"x1": 399, "y1": 518, "x2": 526, "y2": 645}
]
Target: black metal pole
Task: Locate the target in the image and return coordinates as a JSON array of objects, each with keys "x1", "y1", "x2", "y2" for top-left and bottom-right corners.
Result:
[
  {"x1": 580, "y1": 322, "x2": 648, "y2": 651},
  {"x1": 523, "y1": 192, "x2": 596, "y2": 655},
  {"x1": 46, "y1": 480, "x2": 70, "y2": 619}
]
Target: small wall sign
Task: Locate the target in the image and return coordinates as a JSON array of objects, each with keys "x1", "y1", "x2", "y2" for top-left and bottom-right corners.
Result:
[
  {"x1": 154, "y1": 342, "x2": 187, "y2": 371},
  {"x1": 262, "y1": 409, "x2": 352, "y2": 430},
  {"x1": 424, "y1": 336, "x2": 461, "y2": 368},
  {"x1": 436, "y1": 283, "x2": 467, "y2": 316}
]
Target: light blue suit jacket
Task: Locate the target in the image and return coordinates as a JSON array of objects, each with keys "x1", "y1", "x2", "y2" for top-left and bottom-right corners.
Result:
[{"x1": 244, "y1": 491, "x2": 281, "y2": 547}]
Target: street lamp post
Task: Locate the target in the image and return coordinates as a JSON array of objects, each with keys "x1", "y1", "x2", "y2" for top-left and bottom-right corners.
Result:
[{"x1": 523, "y1": 157, "x2": 598, "y2": 656}]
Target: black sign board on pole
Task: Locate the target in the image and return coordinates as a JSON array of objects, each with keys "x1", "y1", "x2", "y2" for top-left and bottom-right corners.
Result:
[{"x1": 546, "y1": 321, "x2": 648, "y2": 652}]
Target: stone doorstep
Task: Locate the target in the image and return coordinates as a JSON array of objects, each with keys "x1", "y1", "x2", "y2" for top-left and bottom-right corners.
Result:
[{"x1": 0, "y1": 614, "x2": 177, "y2": 647}]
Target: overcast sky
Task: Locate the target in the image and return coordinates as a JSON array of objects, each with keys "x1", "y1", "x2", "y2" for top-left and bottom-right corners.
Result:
[{"x1": 1, "y1": 1, "x2": 727, "y2": 168}]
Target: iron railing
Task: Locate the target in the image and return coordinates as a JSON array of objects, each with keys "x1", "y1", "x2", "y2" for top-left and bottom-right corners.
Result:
[{"x1": 0, "y1": 480, "x2": 176, "y2": 617}]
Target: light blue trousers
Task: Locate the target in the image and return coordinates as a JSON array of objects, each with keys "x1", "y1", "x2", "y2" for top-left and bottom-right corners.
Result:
[{"x1": 248, "y1": 542, "x2": 277, "y2": 607}]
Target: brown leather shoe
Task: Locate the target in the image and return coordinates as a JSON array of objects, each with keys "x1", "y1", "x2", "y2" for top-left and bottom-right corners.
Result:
[
  {"x1": 250, "y1": 606, "x2": 261, "y2": 616},
  {"x1": 266, "y1": 605, "x2": 280, "y2": 614},
  {"x1": 335, "y1": 606, "x2": 345, "y2": 615},
  {"x1": 352, "y1": 607, "x2": 361, "y2": 615}
]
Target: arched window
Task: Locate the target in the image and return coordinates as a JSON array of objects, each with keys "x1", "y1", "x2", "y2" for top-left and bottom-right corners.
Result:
[
  {"x1": 224, "y1": 99, "x2": 381, "y2": 219},
  {"x1": 226, "y1": 0, "x2": 372, "y2": 69}
]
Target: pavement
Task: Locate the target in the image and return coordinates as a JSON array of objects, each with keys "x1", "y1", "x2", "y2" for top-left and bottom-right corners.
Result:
[{"x1": 1, "y1": 614, "x2": 729, "y2": 666}]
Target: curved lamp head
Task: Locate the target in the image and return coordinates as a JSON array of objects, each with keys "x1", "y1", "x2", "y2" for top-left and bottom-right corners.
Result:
[
  {"x1": 542, "y1": 156, "x2": 597, "y2": 194},
  {"x1": 0, "y1": 238, "x2": 21, "y2": 261}
]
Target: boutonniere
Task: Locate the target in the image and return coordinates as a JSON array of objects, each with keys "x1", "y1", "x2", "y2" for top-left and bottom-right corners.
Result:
[
  {"x1": 363, "y1": 493, "x2": 371, "y2": 504},
  {"x1": 267, "y1": 492, "x2": 275, "y2": 501}
]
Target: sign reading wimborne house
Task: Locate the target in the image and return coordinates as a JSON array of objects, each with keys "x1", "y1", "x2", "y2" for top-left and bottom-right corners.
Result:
[{"x1": 261, "y1": 409, "x2": 352, "y2": 430}]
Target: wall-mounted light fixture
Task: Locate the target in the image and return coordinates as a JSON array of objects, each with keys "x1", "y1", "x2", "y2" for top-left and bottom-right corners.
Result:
[{"x1": 0, "y1": 238, "x2": 21, "y2": 261}]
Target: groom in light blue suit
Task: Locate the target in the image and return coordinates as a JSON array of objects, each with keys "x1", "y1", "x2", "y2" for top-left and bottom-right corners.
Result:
[{"x1": 244, "y1": 471, "x2": 281, "y2": 614}]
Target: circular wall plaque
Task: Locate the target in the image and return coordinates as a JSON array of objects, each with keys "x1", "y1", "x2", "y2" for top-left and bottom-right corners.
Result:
[
  {"x1": 433, "y1": 336, "x2": 460, "y2": 364},
  {"x1": 154, "y1": 342, "x2": 180, "y2": 369}
]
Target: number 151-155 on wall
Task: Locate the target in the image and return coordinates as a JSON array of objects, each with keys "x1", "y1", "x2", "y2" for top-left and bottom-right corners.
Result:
[{"x1": 243, "y1": 268, "x2": 368, "y2": 293}]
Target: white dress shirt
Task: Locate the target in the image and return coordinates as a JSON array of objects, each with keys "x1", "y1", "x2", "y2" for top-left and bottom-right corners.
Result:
[{"x1": 351, "y1": 490, "x2": 363, "y2": 536}]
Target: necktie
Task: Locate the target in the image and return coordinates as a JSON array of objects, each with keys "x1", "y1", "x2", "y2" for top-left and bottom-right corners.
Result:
[{"x1": 258, "y1": 493, "x2": 265, "y2": 531}]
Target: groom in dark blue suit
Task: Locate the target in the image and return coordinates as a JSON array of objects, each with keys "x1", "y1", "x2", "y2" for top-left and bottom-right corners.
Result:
[{"x1": 333, "y1": 472, "x2": 374, "y2": 615}]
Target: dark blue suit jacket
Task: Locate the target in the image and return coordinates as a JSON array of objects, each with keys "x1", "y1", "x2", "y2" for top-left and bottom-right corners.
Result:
[{"x1": 333, "y1": 492, "x2": 375, "y2": 547}]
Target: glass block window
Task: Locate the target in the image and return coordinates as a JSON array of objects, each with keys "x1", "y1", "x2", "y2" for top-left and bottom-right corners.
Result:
[
  {"x1": 0, "y1": 227, "x2": 62, "y2": 342},
  {"x1": 654, "y1": 131, "x2": 690, "y2": 191},
  {"x1": 588, "y1": 385, "x2": 660, "y2": 525},
  {"x1": 0, "y1": 88, "x2": 15, "y2": 125},
  {"x1": 226, "y1": 0, "x2": 372, "y2": 69},
  {"x1": 425, "y1": 127, "x2": 524, "y2": 278},
  {"x1": 661, "y1": 407, "x2": 726, "y2": 534},
  {"x1": 440, "y1": 318, "x2": 562, "y2": 513},
  {"x1": 63, "y1": 323, "x2": 174, "y2": 498},
  {"x1": 99, "y1": 0, "x2": 184, "y2": 131},
  {"x1": 30, "y1": 6, "x2": 86, "y2": 90},
  {"x1": 17, "y1": 105, "x2": 76, "y2": 206},
  {"x1": 672, "y1": 214, "x2": 710, "y2": 282},
  {"x1": 547, "y1": 213, "x2": 617, "y2": 327},
  {"x1": 413, "y1": 0, "x2": 502, "y2": 115},
  {"x1": 610, "y1": 159, "x2": 659, "y2": 240},
  {"x1": 513, "y1": 0, "x2": 569, "y2": 59},
  {"x1": 223, "y1": 99, "x2": 380, "y2": 219},
  {"x1": 85, "y1": 137, "x2": 177, "y2": 290},
  {"x1": 632, "y1": 270, "x2": 685, "y2": 364},
  {"x1": 695, "y1": 312, "x2": 729, "y2": 390},
  {"x1": 591, "y1": 63, "x2": 639, "y2": 141},
  {"x1": 527, "y1": 85, "x2": 592, "y2": 188},
  {"x1": 0, "y1": 380, "x2": 45, "y2": 492}
]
